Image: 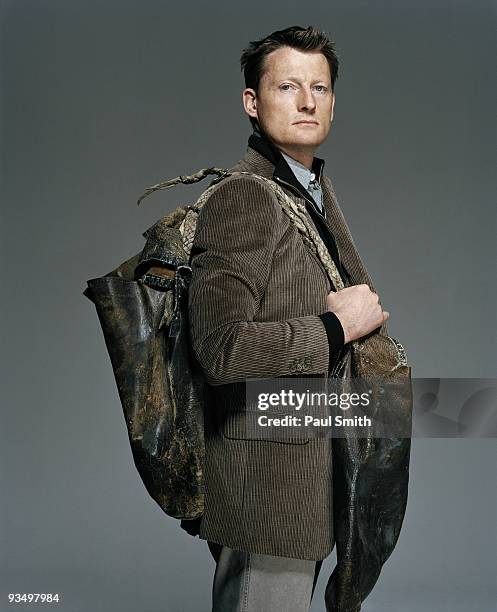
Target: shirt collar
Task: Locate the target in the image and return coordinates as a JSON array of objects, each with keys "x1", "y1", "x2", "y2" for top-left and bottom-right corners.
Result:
[
  {"x1": 280, "y1": 152, "x2": 319, "y2": 190},
  {"x1": 247, "y1": 129, "x2": 325, "y2": 206}
]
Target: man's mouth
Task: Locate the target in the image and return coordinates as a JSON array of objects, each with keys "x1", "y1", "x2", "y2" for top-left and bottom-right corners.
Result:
[{"x1": 294, "y1": 120, "x2": 319, "y2": 125}]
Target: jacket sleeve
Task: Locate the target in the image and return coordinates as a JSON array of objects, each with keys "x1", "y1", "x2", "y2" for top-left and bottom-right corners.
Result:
[{"x1": 188, "y1": 175, "x2": 332, "y2": 386}]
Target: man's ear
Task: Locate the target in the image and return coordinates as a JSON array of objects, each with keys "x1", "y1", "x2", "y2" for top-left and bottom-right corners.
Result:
[
  {"x1": 330, "y1": 92, "x2": 336, "y2": 123},
  {"x1": 242, "y1": 88, "x2": 258, "y2": 120}
]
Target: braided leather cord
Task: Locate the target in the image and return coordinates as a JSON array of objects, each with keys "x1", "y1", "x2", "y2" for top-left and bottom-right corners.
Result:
[
  {"x1": 138, "y1": 166, "x2": 346, "y2": 294},
  {"x1": 177, "y1": 169, "x2": 407, "y2": 368},
  {"x1": 181, "y1": 171, "x2": 345, "y2": 291}
]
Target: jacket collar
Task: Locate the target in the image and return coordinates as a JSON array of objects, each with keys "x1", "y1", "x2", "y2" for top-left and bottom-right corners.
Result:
[
  {"x1": 249, "y1": 131, "x2": 324, "y2": 190},
  {"x1": 230, "y1": 131, "x2": 325, "y2": 210}
]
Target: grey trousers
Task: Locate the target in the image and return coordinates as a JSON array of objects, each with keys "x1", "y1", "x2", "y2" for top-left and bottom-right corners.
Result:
[{"x1": 208, "y1": 542, "x2": 322, "y2": 612}]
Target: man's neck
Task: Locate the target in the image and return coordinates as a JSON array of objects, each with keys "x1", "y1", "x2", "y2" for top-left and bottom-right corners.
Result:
[
  {"x1": 249, "y1": 129, "x2": 325, "y2": 187},
  {"x1": 253, "y1": 127, "x2": 316, "y2": 169},
  {"x1": 273, "y1": 145, "x2": 315, "y2": 170}
]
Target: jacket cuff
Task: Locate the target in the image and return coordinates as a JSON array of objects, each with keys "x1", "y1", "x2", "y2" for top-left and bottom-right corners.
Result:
[{"x1": 318, "y1": 312, "x2": 345, "y2": 370}]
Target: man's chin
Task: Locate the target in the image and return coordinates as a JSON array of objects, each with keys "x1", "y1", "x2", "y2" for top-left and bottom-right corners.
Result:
[
  {"x1": 289, "y1": 128, "x2": 328, "y2": 146},
  {"x1": 264, "y1": 130, "x2": 327, "y2": 152},
  {"x1": 284, "y1": 136, "x2": 326, "y2": 150}
]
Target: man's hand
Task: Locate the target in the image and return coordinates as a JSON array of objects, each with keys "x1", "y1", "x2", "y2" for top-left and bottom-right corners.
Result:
[{"x1": 325, "y1": 284, "x2": 389, "y2": 344}]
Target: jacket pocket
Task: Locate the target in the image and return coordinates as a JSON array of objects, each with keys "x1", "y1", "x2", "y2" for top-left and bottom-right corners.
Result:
[{"x1": 221, "y1": 409, "x2": 310, "y2": 445}]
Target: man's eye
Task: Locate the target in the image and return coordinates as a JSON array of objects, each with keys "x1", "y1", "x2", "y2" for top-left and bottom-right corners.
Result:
[
  {"x1": 280, "y1": 84, "x2": 293, "y2": 91},
  {"x1": 314, "y1": 85, "x2": 327, "y2": 92}
]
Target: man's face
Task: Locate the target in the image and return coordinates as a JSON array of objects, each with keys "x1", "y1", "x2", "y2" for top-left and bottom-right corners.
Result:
[{"x1": 243, "y1": 46, "x2": 335, "y2": 157}]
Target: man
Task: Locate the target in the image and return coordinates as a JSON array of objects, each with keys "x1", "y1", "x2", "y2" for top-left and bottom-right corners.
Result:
[{"x1": 188, "y1": 26, "x2": 389, "y2": 612}]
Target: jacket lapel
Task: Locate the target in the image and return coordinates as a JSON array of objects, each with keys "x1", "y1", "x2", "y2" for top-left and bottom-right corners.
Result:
[
  {"x1": 231, "y1": 150, "x2": 331, "y2": 254},
  {"x1": 230, "y1": 136, "x2": 376, "y2": 291},
  {"x1": 229, "y1": 145, "x2": 323, "y2": 233},
  {"x1": 320, "y1": 178, "x2": 377, "y2": 291}
]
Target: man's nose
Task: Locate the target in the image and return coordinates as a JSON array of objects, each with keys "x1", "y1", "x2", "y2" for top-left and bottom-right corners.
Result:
[{"x1": 297, "y1": 87, "x2": 316, "y2": 111}]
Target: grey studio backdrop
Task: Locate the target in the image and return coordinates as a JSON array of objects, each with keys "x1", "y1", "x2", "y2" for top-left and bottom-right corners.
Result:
[{"x1": 1, "y1": 1, "x2": 496, "y2": 611}]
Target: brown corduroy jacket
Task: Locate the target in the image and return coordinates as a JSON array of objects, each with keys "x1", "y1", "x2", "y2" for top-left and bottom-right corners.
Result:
[{"x1": 188, "y1": 138, "x2": 378, "y2": 560}]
